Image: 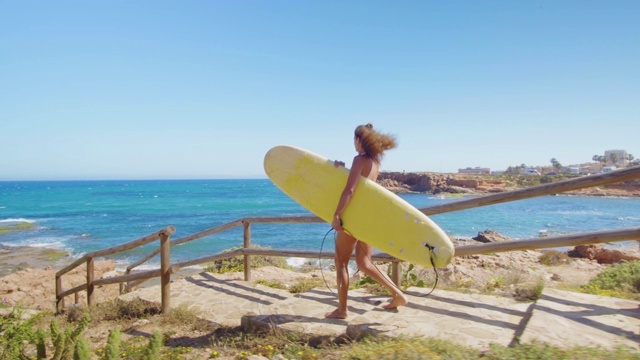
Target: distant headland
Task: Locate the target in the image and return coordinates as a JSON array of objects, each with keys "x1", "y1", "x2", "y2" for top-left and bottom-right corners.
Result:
[{"x1": 377, "y1": 172, "x2": 640, "y2": 197}]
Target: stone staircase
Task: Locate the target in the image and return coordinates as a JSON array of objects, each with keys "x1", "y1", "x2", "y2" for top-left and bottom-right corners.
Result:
[{"x1": 119, "y1": 272, "x2": 640, "y2": 350}]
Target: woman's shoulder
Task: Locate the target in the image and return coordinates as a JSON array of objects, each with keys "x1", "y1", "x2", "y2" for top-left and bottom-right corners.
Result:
[{"x1": 352, "y1": 154, "x2": 371, "y2": 163}]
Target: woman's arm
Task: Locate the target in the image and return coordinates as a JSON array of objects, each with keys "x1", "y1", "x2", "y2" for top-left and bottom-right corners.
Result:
[{"x1": 332, "y1": 155, "x2": 366, "y2": 231}]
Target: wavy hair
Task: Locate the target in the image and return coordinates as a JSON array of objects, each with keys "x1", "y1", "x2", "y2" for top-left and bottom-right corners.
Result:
[{"x1": 354, "y1": 123, "x2": 397, "y2": 163}]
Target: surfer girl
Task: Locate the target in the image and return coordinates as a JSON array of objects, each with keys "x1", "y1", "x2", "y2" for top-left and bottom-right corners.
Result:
[{"x1": 325, "y1": 123, "x2": 408, "y2": 319}]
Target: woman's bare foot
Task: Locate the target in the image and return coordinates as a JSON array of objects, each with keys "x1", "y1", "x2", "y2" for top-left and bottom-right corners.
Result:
[
  {"x1": 383, "y1": 293, "x2": 408, "y2": 309},
  {"x1": 324, "y1": 309, "x2": 348, "y2": 319}
]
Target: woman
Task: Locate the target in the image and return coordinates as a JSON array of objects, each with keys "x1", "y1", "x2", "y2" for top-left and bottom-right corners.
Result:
[{"x1": 325, "y1": 123, "x2": 408, "y2": 319}]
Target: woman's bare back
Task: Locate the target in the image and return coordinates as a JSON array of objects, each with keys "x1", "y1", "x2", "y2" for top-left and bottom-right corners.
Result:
[{"x1": 357, "y1": 154, "x2": 379, "y2": 181}]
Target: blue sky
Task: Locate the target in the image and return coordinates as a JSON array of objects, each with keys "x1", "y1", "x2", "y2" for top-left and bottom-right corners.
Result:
[{"x1": 1, "y1": 1, "x2": 638, "y2": 180}]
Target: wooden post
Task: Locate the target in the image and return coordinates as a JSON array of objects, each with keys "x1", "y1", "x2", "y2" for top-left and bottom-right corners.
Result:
[
  {"x1": 160, "y1": 230, "x2": 171, "y2": 313},
  {"x1": 55, "y1": 275, "x2": 64, "y2": 314},
  {"x1": 391, "y1": 262, "x2": 401, "y2": 287},
  {"x1": 243, "y1": 220, "x2": 251, "y2": 281},
  {"x1": 86, "y1": 257, "x2": 94, "y2": 306},
  {"x1": 120, "y1": 269, "x2": 131, "y2": 295}
]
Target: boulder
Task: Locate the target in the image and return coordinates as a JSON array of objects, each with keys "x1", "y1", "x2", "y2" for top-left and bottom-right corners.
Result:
[
  {"x1": 472, "y1": 229, "x2": 511, "y2": 243},
  {"x1": 567, "y1": 244, "x2": 640, "y2": 264}
]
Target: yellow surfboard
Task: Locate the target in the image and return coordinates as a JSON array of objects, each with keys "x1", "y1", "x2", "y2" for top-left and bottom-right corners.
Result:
[{"x1": 264, "y1": 145, "x2": 454, "y2": 268}]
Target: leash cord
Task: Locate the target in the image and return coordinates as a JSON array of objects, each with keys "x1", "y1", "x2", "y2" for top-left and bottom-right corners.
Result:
[
  {"x1": 319, "y1": 227, "x2": 337, "y2": 295},
  {"x1": 319, "y1": 225, "x2": 439, "y2": 298}
]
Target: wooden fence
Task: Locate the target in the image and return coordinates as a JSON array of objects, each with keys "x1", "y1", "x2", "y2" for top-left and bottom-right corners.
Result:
[{"x1": 55, "y1": 166, "x2": 640, "y2": 314}]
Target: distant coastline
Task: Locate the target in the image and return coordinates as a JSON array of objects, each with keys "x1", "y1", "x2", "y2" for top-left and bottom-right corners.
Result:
[{"x1": 377, "y1": 172, "x2": 640, "y2": 197}]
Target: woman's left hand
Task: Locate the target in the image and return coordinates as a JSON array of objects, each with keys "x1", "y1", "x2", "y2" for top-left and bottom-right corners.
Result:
[{"x1": 332, "y1": 215, "x2": 343, "y2": 232}]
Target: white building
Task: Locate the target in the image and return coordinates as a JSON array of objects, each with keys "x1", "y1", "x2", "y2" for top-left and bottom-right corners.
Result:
[{"x1": 521, "y1": 168, "x2": 541, "y2": 175}]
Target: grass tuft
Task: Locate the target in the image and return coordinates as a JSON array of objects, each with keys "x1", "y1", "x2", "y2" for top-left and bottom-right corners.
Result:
[
  {"x1": 539, "y1": 250, "x2": 572, "y2": 266},
  {"x1": 203, "y1": 245, "x2": 292, "y2": 274}
]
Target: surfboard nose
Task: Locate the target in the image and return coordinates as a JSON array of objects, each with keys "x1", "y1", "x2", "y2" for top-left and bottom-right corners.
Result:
[
  {"x1": 264, "y1": 146, "x2": 285, "y2": 175},
  {"x1": 264, "y1": 145, "x2": 302, "y2": 176}
]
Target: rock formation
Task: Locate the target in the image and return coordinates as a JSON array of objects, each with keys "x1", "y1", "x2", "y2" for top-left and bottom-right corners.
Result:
[{"x1": 567, "y1": 244, "x2": 640, "y2": 264}]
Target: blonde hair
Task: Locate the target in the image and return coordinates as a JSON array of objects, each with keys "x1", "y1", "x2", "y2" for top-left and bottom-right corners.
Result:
[{"x1": 354, "y1": 123, "x2": 397, "y2": 163}]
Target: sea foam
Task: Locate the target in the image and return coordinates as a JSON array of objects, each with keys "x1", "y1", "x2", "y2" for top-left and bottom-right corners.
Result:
[{"x1": 0, "y1": 218, "x2": 36, "y2": 224}]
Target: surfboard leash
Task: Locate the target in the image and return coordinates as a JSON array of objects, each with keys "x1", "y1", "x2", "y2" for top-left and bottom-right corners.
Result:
[
  {"x1": 422, "y1": 243, "x2": 439, "y2": 296},
  {"x1": 319, "y1": 225, "x2": 440, "y2": 299},
  {"x1": 319, "y1": 227, "x2": 337, "y2": 295},
  {"x1": 354, "y1": 240, "x2": 439, "y2": 298}
]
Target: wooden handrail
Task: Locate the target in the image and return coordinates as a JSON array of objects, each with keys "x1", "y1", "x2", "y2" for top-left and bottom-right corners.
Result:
[
  {"x1": 420, "y1": 166, "x2": 640, "y2": 216},
  {"x1": 126, "y1": 220, "x2": 244, "y2": 272},
  {"x1": 454, "y1": 226, "x2": 640, "y2": 257},
  {"x1": 55, "y1": 226, "x2": 174, "y2": 314},
  {"x1": 58, "y1": 283, "x2": 88, "y2": 299},
  {"x1": 243, "y1": 216, "x2": 321, "y2": 223},
  {"x1": 126, "y1": 217, "x2": 323, "y2": 272},
  {"x1": 96, "y1": 268, "x2": 163, "y2": 287},
  {"x1": 56, "y1": 226, "x2": 175, "y2": 278}
]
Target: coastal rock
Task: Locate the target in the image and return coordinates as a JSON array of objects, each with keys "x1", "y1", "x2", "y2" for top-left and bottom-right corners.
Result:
[
  {"x1": 448, "y1": 178, "x2": 479, "y2": 188},
  {"x1": 442, "y1": 185, "x2": 475, "y2": 194},
  {"x1": 377, "y1": 178, "x2": 411, "y2": 193},
  {"x1": 376, "y1": 172, "x2": 511, "y2": 194},
  {"x1": 377, "y1": 171, "x2": 640, "y2": 197},
  {"x1": 567, "y1": 244, "x2": 640, "y2": 264},
  {"x1": 472, "y1": 229, "x2": 512, "y2": 243}
]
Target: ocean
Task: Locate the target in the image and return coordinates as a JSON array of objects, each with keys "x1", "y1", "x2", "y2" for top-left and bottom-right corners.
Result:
[{"x1": 1, "y1": 179, "x2": 639, "y2": 270}]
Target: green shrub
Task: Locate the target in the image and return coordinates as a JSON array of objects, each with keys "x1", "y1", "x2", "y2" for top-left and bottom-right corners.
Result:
[
  {"x1": 74, "y1": 337, "x2": 92, "y2": 360},
  {"x1": 514, "y1": 280, "x2": 545, "y2": 302},
  {"x1": 203, "y1": 246, "x2": 292, "y2": 273},
  {"x1": 36, "y1": 328, "x2": 47, "y2": 359},
  {"x1": 51, "y1": 314, "x2": 90, "y2": 360},
  {"x1": 255, "y1": 279, "x2": 287, "y2": 289},
  {"x1": 87, "y1": 298, "x2": 162, "y2": 322},
  {"x1": 482, "y1": 341, "x2": 639, "y2": 359},
  {"x1": 288, "y1": 277, "x2": 324, "y2": 294},
  {"x1": 341, "y1": 337, "x2": 444, "y2": 360},
  {"x1": 581, "y1": 260, "x2": 640, "y2": 299},
  {"x1": 340, "y1": 337, "x2": 638, "y2": 360},
  {"x1": 402, "y1": 263, "x2": 427, "y2": 289},
  {"x1": 0, "y1": 306, "x2": 41, "y2": 359},
  {"x1": 104, "y1": 328, "x2": 121, "y2": 360},
  {"x1": 353, "y1": 275, "x2": 391, "y2": 295},
  {"x1": 142, "y1": 332, "x2": 163, "y2": 360}
]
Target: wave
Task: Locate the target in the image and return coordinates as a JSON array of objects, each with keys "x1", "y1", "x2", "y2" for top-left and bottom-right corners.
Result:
[
  {"x1": 0, "y1": 235, "x2": 71, "y2": 250},
  {"x1": 618, "y1": 216, "x2": 640, "y2": 221},
  {"x1": 111, "y1": 258, "x2": 204, "y2": 273},
  {"x1": 547, "y1": 210, "x2": 605, "y2": 216},
  {"x1": 0, "y1": 218, "x2": 37, "y2": 224}
]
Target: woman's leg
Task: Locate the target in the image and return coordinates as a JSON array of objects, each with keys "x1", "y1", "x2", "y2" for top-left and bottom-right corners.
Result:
[
  {"x1": 324, "y1": 231, "x2": 357, "y2": 319},
  {"x1": 355, "y1": 241, "x2": 408, "y2": 309}
]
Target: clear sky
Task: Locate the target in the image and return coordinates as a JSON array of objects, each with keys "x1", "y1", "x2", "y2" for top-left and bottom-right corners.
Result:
[{"x1": 1, "y1": 1, "x2": 638, "y2": 180}]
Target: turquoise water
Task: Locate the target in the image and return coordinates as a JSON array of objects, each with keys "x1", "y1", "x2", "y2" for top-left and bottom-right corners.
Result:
[{"x1": 1, "y1": 179, "x2": 639, "y2": 269}]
